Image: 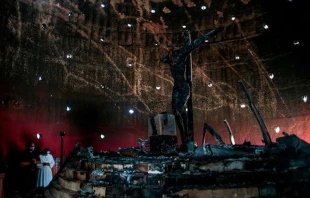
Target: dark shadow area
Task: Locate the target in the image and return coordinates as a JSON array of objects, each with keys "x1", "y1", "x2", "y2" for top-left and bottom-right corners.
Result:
[
  {"x1": 3, "y1": 138, "x2": 40, "y2": 198},
  {"x1": 68, "y1": 102, "x2": 102, "y2": 133},
  {"x1": 3, "y1": 140, "x2": 21, "y2": 198}
]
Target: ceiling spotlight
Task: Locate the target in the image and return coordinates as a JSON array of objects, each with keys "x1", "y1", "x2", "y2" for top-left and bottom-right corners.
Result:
[
  {"x1": 101, "y1": 3, "x2": 106, "y2": 8},
  {"x1": 268, "y1": 73, "x2": 274, "y2": 79},
  {"x1": 182, "y1": 25, "x2": 186, "y2": 29},
  {"x1": 127, "y1": 23, "x2": 132, "y2": 28},
  {"x1": 231, "y1": 16, "x2": 236, "y2": 21},
  {"x1": 1, "y1": 99, "x2": 8, "y2": 106},
  {"x1": 100, "y1": 134, "x2": 105, "y2": 139},
  {"x1": 66, "y1": 54, "x2": 72, "y2": 59},
  {"x1": 38, "y1": 76, "x2": 43, "y2": 81},
  {"x1": 129, "y1": 109, "x2": 134, "y2": 114},
  {"x1": 156, "y1": 86, "x2": 161, "y2": 90},
  {"x1": 201, "y1": 5, "x2": 207, "y2": 10},
  {"x1": 274, "y1": 126, "x2": 280, "y2": 133},
  {"x1": 66, "y1": 106, "x2": 71, "y2": 112},
  {"x1": 302, "y1": 95, "x2": 308, "y2": 103},
  {"x1": 207, "y1": 82, "x2": 213, "y2": 87},
  {"x1": 240, "y1": 103, "x2": 246, "y2": 108},
  {"x1": 264, "y1": 24, "x2": 269, "y2": 29},
  {"x1": 235, "y1": 55, "x2": 240, "y2": 60},
  {"x1": 293, "y1": 40, "x2": 300, "y2": 45},
  {"x1": 151, "y1": 9, "x2": 156, "y2": 13},
  {"x1": 37, "y1": 133, "x2": 43, "y2": 139}
]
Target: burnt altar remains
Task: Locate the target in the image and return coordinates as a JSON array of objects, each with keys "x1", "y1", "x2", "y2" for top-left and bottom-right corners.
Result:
[
  {"x1": 46, "y1": 133, "x2": 310, "y2": 198},
  {"x1": 44, "y1": 81, "x2": 310, "y2": 198}
]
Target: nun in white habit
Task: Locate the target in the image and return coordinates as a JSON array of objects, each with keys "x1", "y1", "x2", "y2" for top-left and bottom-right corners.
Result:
[{"x1": 36, "y1": 148, "x2": 55, "y2": 187}]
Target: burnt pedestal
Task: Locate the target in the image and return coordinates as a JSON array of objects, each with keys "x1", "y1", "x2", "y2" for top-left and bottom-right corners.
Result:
[{"x1": 150, "y1": 135, "x2": 177, "y2": 154}]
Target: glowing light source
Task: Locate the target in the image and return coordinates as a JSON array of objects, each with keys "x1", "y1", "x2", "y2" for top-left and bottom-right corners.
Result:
[
  {"x1": 127, "y1": 23, "x2": 132, "y2": 28},
  {"x1": 231, "y1": 16, "x2": 236, "y2": 21},
  {"x1": 151, "y1": 9, "x2": 156, "y2": 13},
  {"x1": 268, "y1": 73, "x2": 274, "y2": 79},
  {"x1": 235, "y1": 55, "x2": 240, "y2": 60},
  {"x1": 154, "y1": 42, "x2": 159, "y2": 46},
  {"x1": 100, "y1": 38, "x2": 104, "y2": 42},
  {"x1": 201, "y1": 5, "x2": 207, "y2": 10},
  {"x1": 100, "y1": 84, "x2": 105, "y2": 89},
  {"x1": 264, "y1": 24, "x2": 269, "y2": 29},
  {"x1": 156, "y1": 86, "x2": 161, "y2": 90},
  {"x1": 1, "y1": 99, "x2": 8, "y2": 106},
  {"x1": 41, "y1": 24, "x2": 47, "y2": 29},
  {"x1": 100, "y1": 134, "x2": 105, "y2": 139},
  {"x1": 293, "y1": 40, "x2": 300, "y2": 45},
  {"x1": 129, "y1": 109, "x2": 134, "y2": 114},
  {"x1": 68, "y1": 11, "x2": 74, "y2": 17},
  {"x1": 182, "y1": 25, "x2": 186, "y2": 29},
  {"x1": 207, "y1": 82, "x2": 213, "y2": 87},
  {"x1": 66, "y1": 54, "x2": 72, "y2": 59},
  {"x1": 302, "y1": 95, "x2": 308, "y2": 103},
  {"x1": 101, "y1": 3, "x2": 106, "y2": 8},
  {"x1": 205, "y1": 39, "x2": 209, "y2": 42},
  {"x1": 127, "y1": 62, "x2": 133, "y2": 67},
  {"x1": 240, "y1": 103, "x2": 246, "y2": 108},
  {"x1": 66, "y1": 106, "x2": 71, "y2": 112},
  {"x1": 37, "y1": 133, "x2": 43, "y2": 139},
  {"x1": 274, "y1": 126, "x2": 280, "y2": 133},
  {"x1": 38, "y1": 76, "x2": 43, "y2": 81},
  {"x1": 185, "y1": 108, "x2": 188, "y2": 112}
]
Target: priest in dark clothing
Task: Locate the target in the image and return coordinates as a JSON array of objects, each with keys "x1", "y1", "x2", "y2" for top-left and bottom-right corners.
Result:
[{"x1": 19, "y1": 142, "x2": 39, "y2": 194}]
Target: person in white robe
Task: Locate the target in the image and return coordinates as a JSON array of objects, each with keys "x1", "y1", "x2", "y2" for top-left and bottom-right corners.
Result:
[{"x1": 36, "y1": 148, "x2": 55, "y2": 188}]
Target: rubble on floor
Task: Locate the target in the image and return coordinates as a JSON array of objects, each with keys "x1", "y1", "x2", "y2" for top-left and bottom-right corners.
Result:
[{"x1": 40, "y1": 133, "x2": 310, "y2": 198}]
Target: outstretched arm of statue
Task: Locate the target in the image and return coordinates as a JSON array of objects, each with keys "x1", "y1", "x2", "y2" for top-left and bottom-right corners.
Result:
[{"x1": 183, "y1": 27, "x2": 224, "y2": 55}]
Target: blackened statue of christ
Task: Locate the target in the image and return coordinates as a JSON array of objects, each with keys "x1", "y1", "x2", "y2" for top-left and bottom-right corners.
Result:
[{"x1": 161, "y1": 27, "x2": 223, "y2": 151}]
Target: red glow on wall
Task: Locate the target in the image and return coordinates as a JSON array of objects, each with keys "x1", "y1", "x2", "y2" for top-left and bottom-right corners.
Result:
[{"x1": 1, "y1": 103, "x2": 310, "y2": 161}]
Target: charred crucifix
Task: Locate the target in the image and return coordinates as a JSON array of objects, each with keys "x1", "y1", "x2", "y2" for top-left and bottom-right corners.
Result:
[{"x1": 161, "y1": 27, "x2": 223, "y2": 150}]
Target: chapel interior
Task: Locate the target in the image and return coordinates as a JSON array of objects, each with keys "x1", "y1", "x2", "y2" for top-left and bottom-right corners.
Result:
[{"x1": 0, "y1": 0, "x2": 310, "y2": 197}]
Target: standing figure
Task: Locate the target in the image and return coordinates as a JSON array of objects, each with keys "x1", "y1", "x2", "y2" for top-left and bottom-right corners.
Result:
[
  {"x1": 36, "y1": 148, "x2": 55, "y2": 188},
  {"x1": 161, "y1": 27, "x2": 223, "y2": 150},
  {"x1": 19, "y1": 142, "x2": 39, "y2": 193}
]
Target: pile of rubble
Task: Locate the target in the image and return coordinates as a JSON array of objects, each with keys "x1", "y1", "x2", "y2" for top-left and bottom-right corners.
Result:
[{"x1": 43, "y1": 133, "x2": 310, "y2": 198}]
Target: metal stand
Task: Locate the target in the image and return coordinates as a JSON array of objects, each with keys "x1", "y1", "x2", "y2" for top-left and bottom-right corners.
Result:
[{"x1": 60, "y1": 131, "x2": 65, "y2": 166}]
